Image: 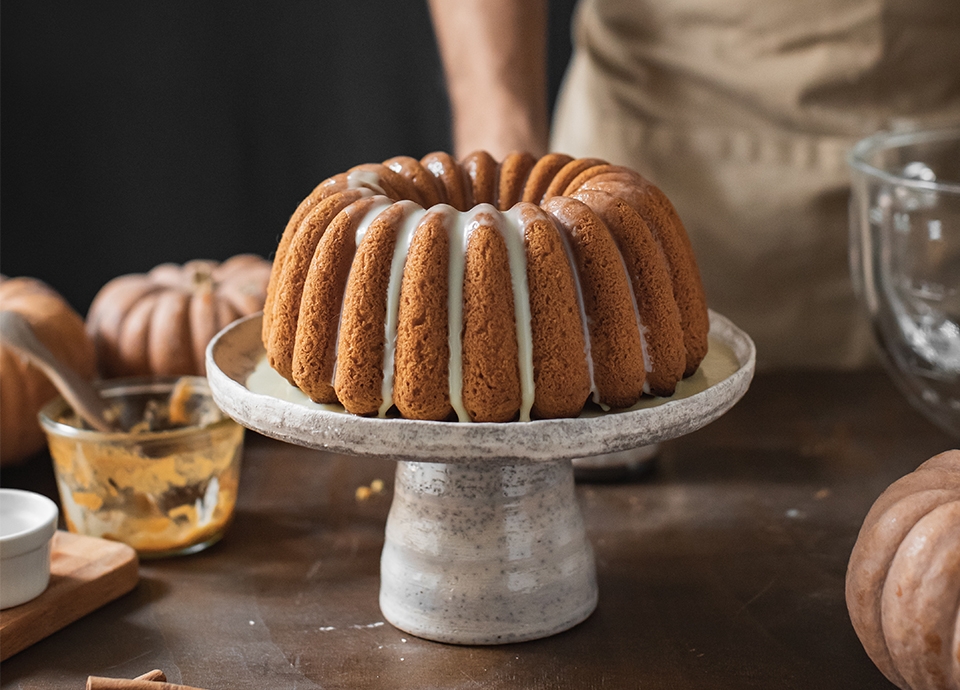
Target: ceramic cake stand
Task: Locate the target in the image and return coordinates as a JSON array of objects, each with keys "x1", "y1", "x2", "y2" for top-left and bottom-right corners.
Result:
[{"x1": 206, "y1": 311, "x2": 755, "y2": 645}]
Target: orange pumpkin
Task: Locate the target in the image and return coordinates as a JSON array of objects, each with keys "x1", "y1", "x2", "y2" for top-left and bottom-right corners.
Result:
[
  {"x1": 86, "y1": 254, "x2": 271, "y2": 378},
  {"x1": 0, "y1": 276, "x2": 97, "y2": 465},
  {"x1": 846, "y1": 449, "x2": 960, "y2": 690}
]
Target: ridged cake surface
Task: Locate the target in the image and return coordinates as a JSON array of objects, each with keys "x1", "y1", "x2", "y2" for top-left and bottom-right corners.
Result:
[{"x1": 262, "y1": 152, "x2": 709, "y2": 422}]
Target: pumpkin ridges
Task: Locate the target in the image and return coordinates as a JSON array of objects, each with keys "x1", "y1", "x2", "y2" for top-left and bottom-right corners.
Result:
[
  {"x1": 188, "y1": 290, "x2": 218, "y2": 376},
  {"x1": 2, "y1": 279, "x2": 96, "y2": 382},
  {"x1": 0, "y1": 275, "x2": 60, "y2": 302},
  {"x1": 860, "y1": 473, "x2": 960, "y2": 532},
  {"x1": 219, "y1": 286, "x2": 265, "y2": 317},
  {"x1": 214, "y1": 258, "x2": 271, "y2": 315},
  {"x1": 0, "y1": 347, "x2": 34, "y2": 461},
  {"x1": 87, "y1": 277, "x2": 161, "y2": 376},
  {"x1": 917, "y1": 452, "x2": 960, "y2": 474},
  {"x1": 215, "y1": 298, "x2": 241, "y2": 334},
  {"x1": 87, "y1": 255, "x2": 270, "y2": 378},
  {"x1": 881, "y1": 501, "x2": 960, "y2": 690},
  {"x1": 217, "y1": 268, "x2": 271, "y2": 316},
  {"x1": 214, "y1": 253, "x2": 266, "y2": 277},
  {"x1": 148, "y1": 291, "x2": 193, "y2": 375},
  {"x1": 953, "y1": 608, "x2": 960, "y2": 690},
  {"x1": 147, "y1": 262, "x2": 189, "y2": 287},
  {"x1": 848, "y1": 487, "x2": 960, "y2": 689},
  {"x1": 0, "y1": 277, "x2": 97, "y2": 464},
  {"x1": 853, "y1": 460, "x2": 960, "y2": 544},
  {"x1": 846, "y1": 450, "x2": 960, "y2": 690},
  {"x1": 116, "y1": 293, "x2": 160, "y2": 377},
  {"x1": 181, "y1": 259, "x2": 218, "y2": 279}
]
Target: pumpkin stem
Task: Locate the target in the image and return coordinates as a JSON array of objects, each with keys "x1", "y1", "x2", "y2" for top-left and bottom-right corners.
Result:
[{"x1": 191, "y1": 265, "x2": 214, "y2": 291}]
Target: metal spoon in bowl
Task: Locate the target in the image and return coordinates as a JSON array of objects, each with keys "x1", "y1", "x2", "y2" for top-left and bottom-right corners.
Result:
[{"x1": 0, "y1": 310, "x2": 119, "y2": 433}]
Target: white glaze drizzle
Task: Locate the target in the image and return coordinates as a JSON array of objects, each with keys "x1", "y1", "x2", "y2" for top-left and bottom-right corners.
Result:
[
  {"x1": 362, "y1": 202, "x2": 539, "y2": 423},
  {"x1": 550, "y1": 211, "x2": 600, "y2": 406},
  {"x1": 399, "y1": 204, "x2": 469, "y2": 419},
  {"x1": 615, "y1": 248, "x2": 652, "y2": 395},
  {"x1": 446, "y1": 205, "x2": 480, "y2": 422},
  {"x1": 339, "y1": 170, "x2": 635, "y2": 421},
  {"x1": 353, "y1": 197, "x2": 395, "y2": 247},
  {"x1": 346, "y1": 170, "x2": 388, "y2": 196},
  {"x1": 379, "y1": 201, "x2": 427, "y2": 417},
  {"x1": 501, "y1": 207, "x2": 535, "y2": 422}
]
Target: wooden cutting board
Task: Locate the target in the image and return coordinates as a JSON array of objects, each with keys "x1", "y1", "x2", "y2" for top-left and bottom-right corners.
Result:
[{"x1": 0, "y1": 530, "x2": 139, "y2": 661}]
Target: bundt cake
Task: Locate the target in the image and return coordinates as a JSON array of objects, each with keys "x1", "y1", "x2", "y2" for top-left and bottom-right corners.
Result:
[{"x1": 262, "y1": 151, "x2": 709, "y2": 423}]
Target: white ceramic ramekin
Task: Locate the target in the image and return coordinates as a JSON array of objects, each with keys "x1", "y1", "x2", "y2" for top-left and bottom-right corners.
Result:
[{"x1": 0, "y1": 488, "x2": 59, "y2": 609}]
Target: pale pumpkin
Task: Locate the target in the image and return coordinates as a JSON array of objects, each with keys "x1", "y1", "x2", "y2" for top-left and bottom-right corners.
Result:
[
  {"x1": 846, "y1": 449, "x2": 960, "y2": 690},
  {"x1": 86, "y1": 254, "x2": 271, "y2": 378},
  {"x1": 0, "y1": 276, "x2": 98, "y2": 465}
]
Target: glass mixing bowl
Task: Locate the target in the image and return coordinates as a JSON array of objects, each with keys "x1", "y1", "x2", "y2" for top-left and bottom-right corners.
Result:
[
  {"x1": 39, "y1": 376, "x2": 245, "y2": 558},
  {"x1": 848, "y1": 127, "x2": 960, "y2": 437}
]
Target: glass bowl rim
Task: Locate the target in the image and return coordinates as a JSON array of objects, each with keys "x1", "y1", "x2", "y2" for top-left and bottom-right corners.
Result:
[
  {"x1": 847, "y1": 127, "x2": 960, "y2": 194},
  {"x1": 38, "y1": 374, "x2": 239, "y2": 442}
]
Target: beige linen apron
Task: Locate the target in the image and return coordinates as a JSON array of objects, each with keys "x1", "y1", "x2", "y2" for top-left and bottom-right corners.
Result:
[{"x1": 552, "y1": 0, "x2": 960, "y2": 369}]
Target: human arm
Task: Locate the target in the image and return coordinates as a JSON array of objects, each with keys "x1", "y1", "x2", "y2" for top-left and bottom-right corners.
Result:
[{"x1": 427, "y1": 0, "x2": 549, "y2": 159}]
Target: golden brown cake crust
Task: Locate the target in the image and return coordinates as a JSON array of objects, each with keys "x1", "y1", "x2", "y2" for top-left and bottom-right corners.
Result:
[
  {"x1": 571, "y1": 167, "x2": 709, "y2": 375},
  {"x1": 543, "y1": 196, "x2": 647, "y2": 409},
  {"x1": 384, "y1": 156, "x2": 445, "y2": 208},
  {"x1": 291, "y1": 196, "x2": 385, "y2": 404},
  {"x1": 349, "y1": 164, "x2": 421, "y2": 204},
  {"x1": 266, "y1": 190, "x2": 365, "y2": 383},
  {"x1": 420, "y1": 151, "x2": 470, "y2": 211},
  {"x1": 462, "y1": 150, "x2": 498, "y2": 207},
  {"x1": 522, "y1": 153, "x2": 574, "y2": 204},
  {"x1": 646, "y1": 185, "x2": 710, "y2": 373},
  {"x1": 265, "y1": 150, "x2": 711, "y2": 422},
  {"x1": 516, "y1": 203, "x2": 591, "y2": 418},
  {"x1": 573, "y1": 189, "x2": 686, "y2": 396},
  {"x1": 542, "y1": 157, "x2": 607, "y2": 202},
  {"x1": 313, "y1": 170, "x2": 400, "y2": 200},
  {"x1": 262, "y1": 178, "x2": 344, "y2": 344},
  {"x1": 461, "y1": 214, "x2": 522, "y2": 422},
  {"x1": 393, "y1": 209, "x2": 454, "y2": 421},
  {"x1": 496, "y1": 152, "x2": 537, "y2": 211},
  {"x1": 334, "y1": 203, "x2": 411, "y2": 415}
]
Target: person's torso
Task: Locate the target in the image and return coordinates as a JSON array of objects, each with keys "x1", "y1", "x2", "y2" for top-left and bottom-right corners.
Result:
[{"x1": 576, "y1": 0, "x2": 960, "y2": 136}]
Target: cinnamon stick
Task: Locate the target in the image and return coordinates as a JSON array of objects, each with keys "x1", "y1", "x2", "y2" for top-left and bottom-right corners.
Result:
[
  {"x1": 134, "y1": 671, "x2": 167, "y2": 682},
  {"x1": 86, "y1": 676, "x2": 206, "y2": 690}
]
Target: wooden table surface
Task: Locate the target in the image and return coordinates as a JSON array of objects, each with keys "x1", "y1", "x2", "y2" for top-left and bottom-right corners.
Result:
[{"x1": 1, "y1": 370, "x2": 954, "y2": 689}]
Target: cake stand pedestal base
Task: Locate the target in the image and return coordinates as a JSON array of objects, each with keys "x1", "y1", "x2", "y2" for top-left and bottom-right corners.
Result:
[{"x1": 380, "y1": 458, "x2": 598, "y2": 645}]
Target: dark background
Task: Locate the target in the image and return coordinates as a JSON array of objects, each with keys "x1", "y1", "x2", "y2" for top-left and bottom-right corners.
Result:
[{"x1": 1, "y1": 0, "x2": 578, "y2": 315}]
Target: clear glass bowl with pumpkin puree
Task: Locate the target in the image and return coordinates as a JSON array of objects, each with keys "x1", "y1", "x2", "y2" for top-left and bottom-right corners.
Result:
[{"x1": 39, "y1": 376, "x2": 244, "y2": 558}]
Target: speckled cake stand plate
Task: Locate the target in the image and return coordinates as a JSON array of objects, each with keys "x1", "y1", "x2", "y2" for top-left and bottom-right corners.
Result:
[{"x1": 206, "y1": 311, "x2": 755, "y2": 645}]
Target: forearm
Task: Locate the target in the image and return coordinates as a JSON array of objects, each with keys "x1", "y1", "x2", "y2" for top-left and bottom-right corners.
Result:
[{"x1": 428, "y1": 0, "x2": 549, "y2": 159}]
